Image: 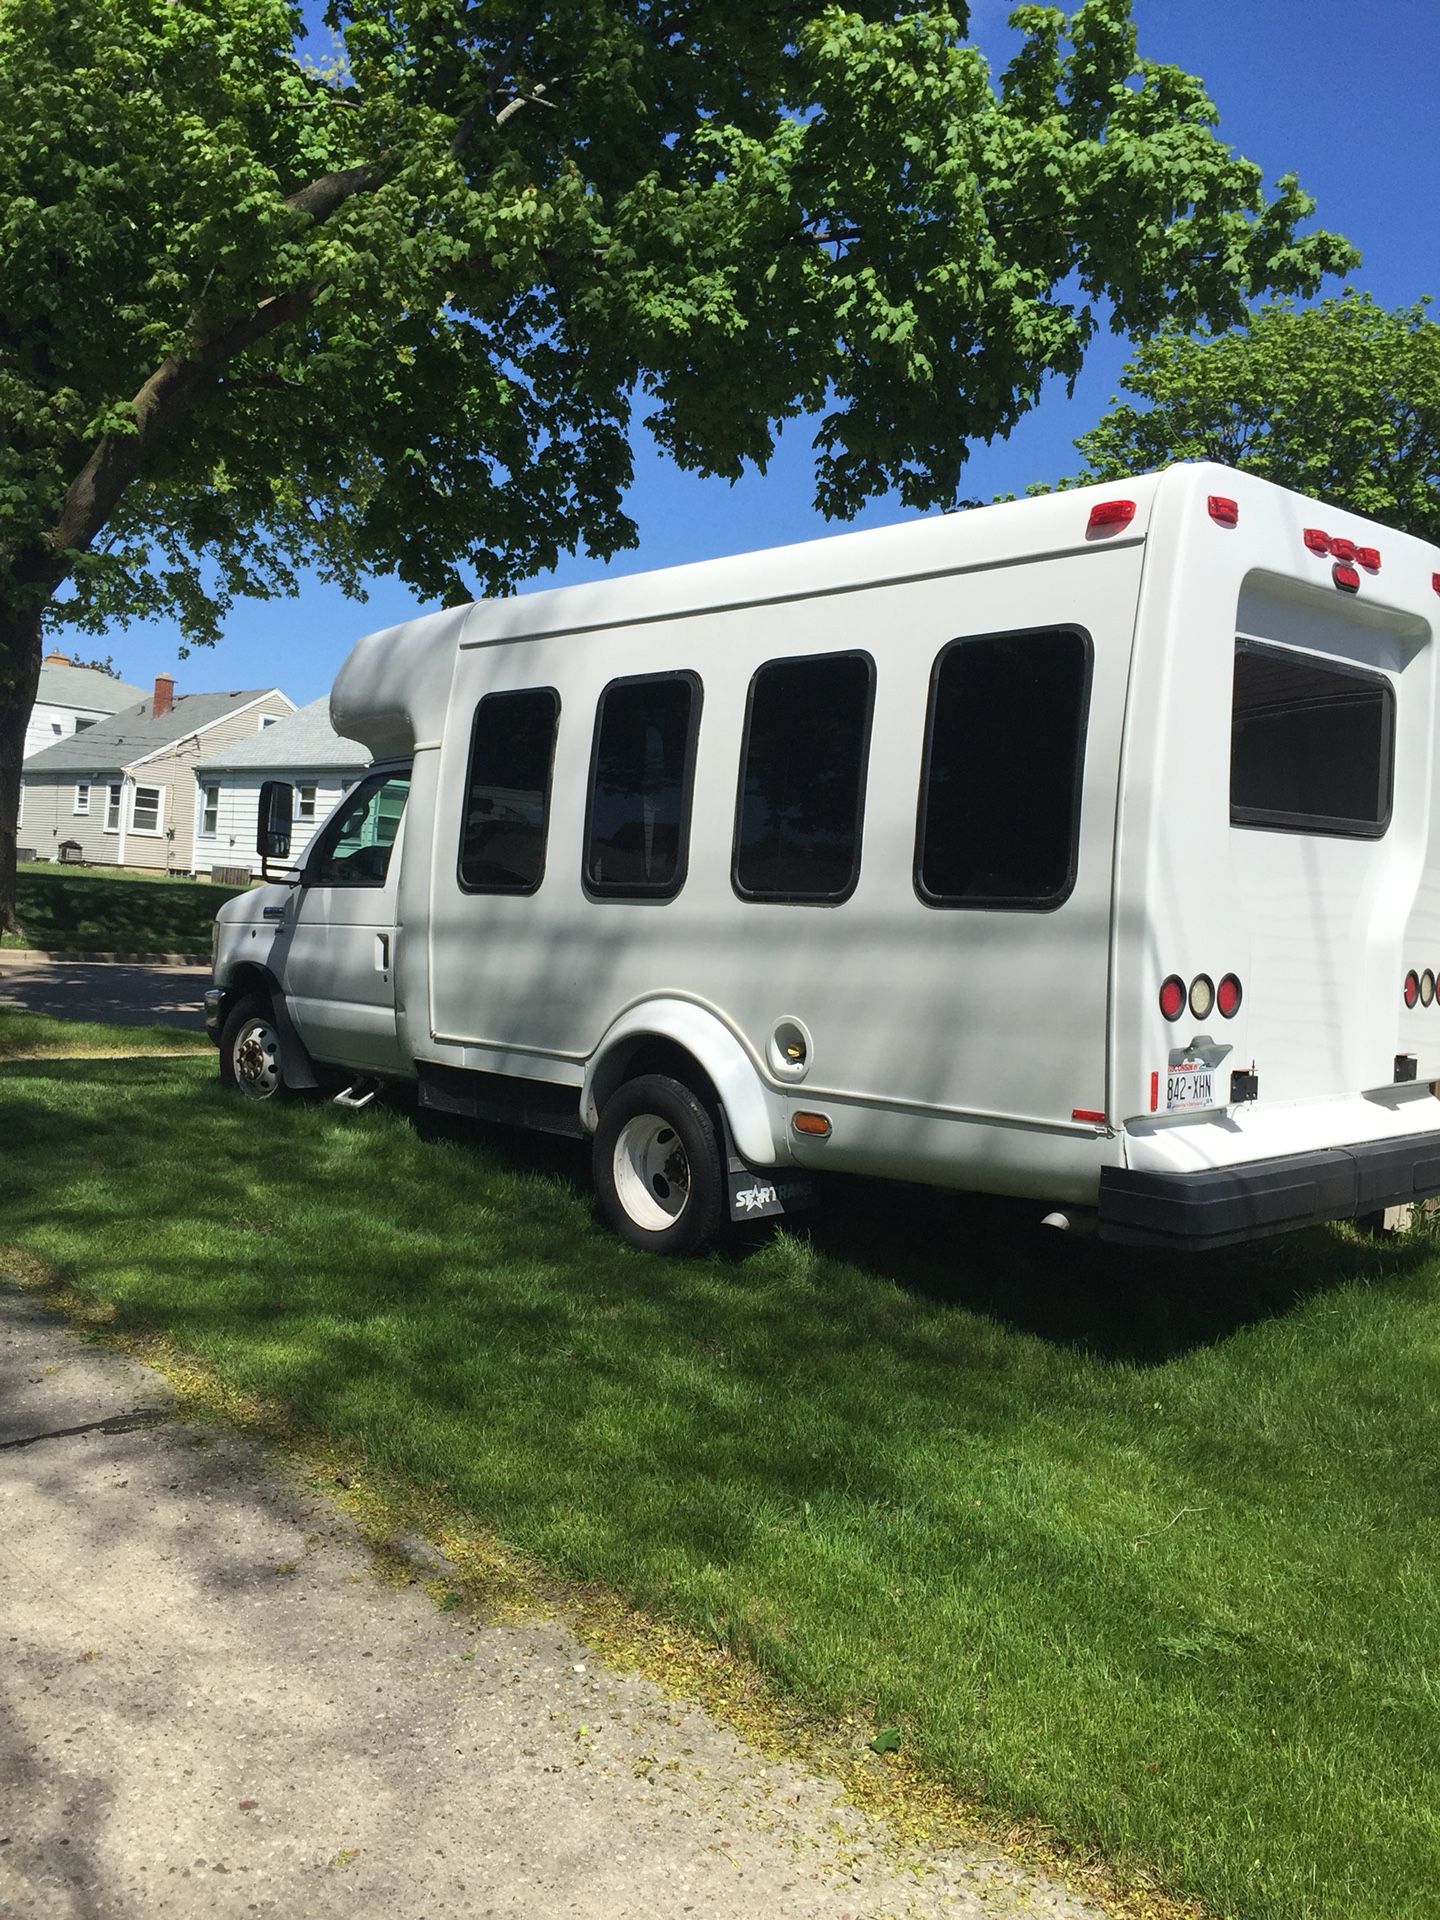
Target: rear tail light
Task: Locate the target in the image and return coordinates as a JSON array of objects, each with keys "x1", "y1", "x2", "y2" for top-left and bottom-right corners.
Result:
[
  {"x1": 1422, "y1": 970, "x2": 1435, "y2": 1009},
  {"x1": 1333, "y1": 562, "x2": 1360, "y2": 593},
  {"x1": 1216, "y1": 973, "x2": 1243, "y2": 1018},
  {"x1": 1159, "y1": 975, "x2": 1186, "y2": 1021},
  {"x1": 1208, "y1": 495, "x2": 1238, "y2": 526},
  {"x1": 1405, "y1": 970, "x2": 1420, "y2": 1009},
  {"x1": 1188, "y1": 974, "x2": 1216, "y2": 1021}
]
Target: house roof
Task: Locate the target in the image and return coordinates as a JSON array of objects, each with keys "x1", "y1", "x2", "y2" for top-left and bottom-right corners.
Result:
[
  {"x1": 196, "y1": 697, "x2": 370, "y2": 773},
  {"x1": 36, "y1": 656, "x2": 146, "y2": 714},
  {"x1": 21, "y1": 689, "x2": 287, "y2": 776}
]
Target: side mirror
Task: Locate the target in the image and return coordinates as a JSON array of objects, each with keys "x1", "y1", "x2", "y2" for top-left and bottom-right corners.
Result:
[{"x1": 257, "y1": 779, "x2": 294, "y2": 859}]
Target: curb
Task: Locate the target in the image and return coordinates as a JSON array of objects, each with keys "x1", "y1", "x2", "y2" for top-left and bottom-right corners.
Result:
[{"x1": 0, "y1": 949, "x2": 210, "y2": 967}]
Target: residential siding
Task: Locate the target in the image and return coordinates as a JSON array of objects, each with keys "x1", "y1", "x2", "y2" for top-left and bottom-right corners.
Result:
[
  {"x1": 23, "y1": 700, "x2": 112, "y2": 760},
  {"x1": 16, "y1": 774, "x2": 119, "y2": 863},
  {"x1": 193, "y1": 770, "x2": 364, "y2": 877},
  {"x1": 19, "y1": 702, "x2": 297, "y2": 870}
]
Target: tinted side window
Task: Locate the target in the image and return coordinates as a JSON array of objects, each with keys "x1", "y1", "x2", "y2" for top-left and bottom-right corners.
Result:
[
  {"x1": 458, "y1": 688, "x2": 559, "y2": 892},
  {"x1": 1231, "y1": 641, "x2": 1393, "y2": 836},
  {"x1": 584, "y1": 673, "x2": 701, "y2": 898},
  {"x1": 311, "y1": 771, "x2": 412, "y2": 888},
  {"x1": 916, "y1": 627, "x2": 1090, "y2": 910},
  {"x1": 733, "y1": 653, "x2": 874, "y2": 902}
]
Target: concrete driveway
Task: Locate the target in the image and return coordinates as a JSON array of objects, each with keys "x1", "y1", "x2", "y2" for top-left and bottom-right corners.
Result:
[
  {"x1": 0, "y1": 1284, "x2": 1102, "y2": 1920},
  {"x1": 0, "y1": 958, "x2": 207, "y2": 1030}
]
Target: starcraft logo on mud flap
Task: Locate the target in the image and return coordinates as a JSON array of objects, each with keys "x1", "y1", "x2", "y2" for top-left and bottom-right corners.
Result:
[
  {"x1": 726, "y1": 1173, "x2": 816, "y2": 1221},
  {"x1": 735, "y1": 1182, "x2": 780, "y2": 1214}
]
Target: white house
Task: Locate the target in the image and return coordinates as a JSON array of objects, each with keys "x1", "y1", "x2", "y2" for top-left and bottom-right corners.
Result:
[
  {"x1": 24, "y1": 651, "x2": 146, "y2": 759},
  {"x1": 193, "y1": 697, "x2": 370, "y2": 878}
]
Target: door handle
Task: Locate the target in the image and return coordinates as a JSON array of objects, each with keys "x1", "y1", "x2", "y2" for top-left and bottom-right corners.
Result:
[{"x1": 375, "y1": 932, "x2": 391, "y2": 973}]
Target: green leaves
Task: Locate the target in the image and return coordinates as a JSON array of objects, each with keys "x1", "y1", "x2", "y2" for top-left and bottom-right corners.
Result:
[
  {"x1": 1061, "y1": 293, "x2": 1440, "y2": 543},
  {"x1": 0, "y1": 0, "x2": 1357, "y2": 643}
]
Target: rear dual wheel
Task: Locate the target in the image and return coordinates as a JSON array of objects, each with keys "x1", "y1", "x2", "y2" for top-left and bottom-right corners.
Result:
[{"x1": 592, "y1": 1074, "x2": 724, "y2": 1256}]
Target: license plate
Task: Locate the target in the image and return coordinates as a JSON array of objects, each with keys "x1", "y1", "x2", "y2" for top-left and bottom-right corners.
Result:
[{"x1": 1166, "y1": 1065, "x2": 1215, "y2": 1112}]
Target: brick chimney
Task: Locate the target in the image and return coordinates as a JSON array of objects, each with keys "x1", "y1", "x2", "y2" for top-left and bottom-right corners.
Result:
[{"x1": 152, "y1": 672, "x2": 175, "y2": 719}]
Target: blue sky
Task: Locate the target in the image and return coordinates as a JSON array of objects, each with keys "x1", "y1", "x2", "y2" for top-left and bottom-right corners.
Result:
[{"x1": 96, "y1": 0, "x2": 1440, "y2": 706}]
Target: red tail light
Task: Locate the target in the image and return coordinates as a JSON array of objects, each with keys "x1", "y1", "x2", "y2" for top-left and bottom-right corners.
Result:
[
  {"x1": 1208, "y1": 495, "x2": 1238, "y2": 526},
  {"x1": 1159, "y1": 975, "x2": 1186, "y2": 1021},
  {"x1": 1216, "y1": 974, "x2": 1243, "y2": 1018},
  {"x1": 1333, "y1": 562, "x2": 1360, "y2": 593},
  {"x1": 1304, "y1": 528, "x2": 1331, "y2": 554},
  {"x1": 1088, "y1": 499, "x2": 1136, "y2": 531},
  {"x1": 1405, "y1": 970, "x2": 1420, "y2": 1009}
]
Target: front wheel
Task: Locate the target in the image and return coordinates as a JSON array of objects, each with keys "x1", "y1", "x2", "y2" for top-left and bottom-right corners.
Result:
[
  {"x1": 219, "y1": 994, "x2": 291, "y2": 1102},
  {"x1": 593, "y1": 1074, "x2": 724, "y2": 1256}
]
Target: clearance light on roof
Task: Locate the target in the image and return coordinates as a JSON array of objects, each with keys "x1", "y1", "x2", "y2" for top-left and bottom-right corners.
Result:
[
  {"x1": 1432, "y1": 574, "x2": 1440, "y2": 596},
  {"x1": 1304, "y1": 527, "x2": 1331, "y2": 554},
  {"x1": 1329, "y1": 536, "x2": 1357, "y2": 563},
  {"x1": 1333, "y1": 562, "x2": 1361, "y2": 593},
  {"x1": 1088, "y1": 499, "x2": 1136, "y2": 532},
  {"x1": 1356, "y1": 546, "x2": 1381, "y2": 571},
  {"x1": 1208, "y1": 495, "x2": 1239, "y2": 526}
]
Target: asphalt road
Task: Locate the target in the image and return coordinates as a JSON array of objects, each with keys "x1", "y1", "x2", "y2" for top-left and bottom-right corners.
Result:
[
  {"x1": 0, "y1": 1282, "x2": 1102, "y2": 1920},
  {"x1": 0, "y1": 958, "x2": 208, "y2": 1030}
]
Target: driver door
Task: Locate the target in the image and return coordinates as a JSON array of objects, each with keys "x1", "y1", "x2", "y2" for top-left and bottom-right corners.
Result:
[{"x1": 276, "y1": 768, "x2": 412, "y2": 1075}]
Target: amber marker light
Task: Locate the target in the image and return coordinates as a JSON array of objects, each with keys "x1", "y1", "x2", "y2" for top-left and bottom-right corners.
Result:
[{"x1": 792, "y1": 1112, "x2": 832, "y2": 1137}]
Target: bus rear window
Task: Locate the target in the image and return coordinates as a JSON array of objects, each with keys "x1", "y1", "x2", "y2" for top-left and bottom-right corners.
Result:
[{"x1": 1230, "y1": 641, "x2": 1393, "y2": 837}]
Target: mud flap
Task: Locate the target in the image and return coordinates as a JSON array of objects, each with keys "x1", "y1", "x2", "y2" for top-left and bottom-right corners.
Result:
[{"x1": 716, "y1": 1107, "x2": 815, "y2": 1222}]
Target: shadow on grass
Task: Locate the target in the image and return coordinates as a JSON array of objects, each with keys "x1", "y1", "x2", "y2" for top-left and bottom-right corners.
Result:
[
  {"x1": 12, "y1": 867, "x2": 241, "y2": 950},
  {"x1": 397, "y1": 1085, "x2": 1416, "y2": 1367}
]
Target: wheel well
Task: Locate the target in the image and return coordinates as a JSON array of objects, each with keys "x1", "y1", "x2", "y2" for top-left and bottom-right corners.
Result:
[
  {"x1": 596, "y1": 1037, "x2": 725, "y2": 1136},
  {"x1": 226, "y1": 962, "x2": 277, "y2": 1008}
]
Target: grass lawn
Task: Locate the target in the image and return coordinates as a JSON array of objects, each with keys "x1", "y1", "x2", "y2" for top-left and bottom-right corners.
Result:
[
  {"x1": 0, "y1": 1009, "x2": 209, "y2": 1058},
  {"x1": 2, "y1": 861, "x2": 245, "y2": 951},
  {"x1": 4, "y1": 1025, "x2": 1438, "y2": 1920}
]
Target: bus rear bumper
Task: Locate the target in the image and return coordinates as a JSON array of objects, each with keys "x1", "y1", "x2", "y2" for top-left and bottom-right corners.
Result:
[{"x1": 1098, "y1": 1130, "x2": 1440, "y2": 1250}]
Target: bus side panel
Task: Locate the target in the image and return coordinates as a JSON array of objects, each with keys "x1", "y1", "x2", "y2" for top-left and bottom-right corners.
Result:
[{"x1": 424, "y1": 547, "x2": 1143, "y2": 1200}]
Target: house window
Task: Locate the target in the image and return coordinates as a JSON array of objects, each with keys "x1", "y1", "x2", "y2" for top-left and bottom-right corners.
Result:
[
  {"x1": 50, "y1": 721, "x2": 62, "y2": 734},
  {"x1": 130, "y1": 784, "x2": 163, "y2": 834},
  {"x1": 104, "y1": 783, "x2": 122, "y2": 831},
  {"x1": 74, "y1": 782, "x2": 90, "y2": 815},
  {"x1": 458, "y1": 688, "x2": 560, "y2": 893},
  {"x1": 259, "y1": 713, "x2": 282, "y2": 729},
  {"x1": 74, "y1": 718, "x2": 95, "y2": 733},
  {"x1": 584, "y1": 673, "x2": 701, "y2": 899},
  {"x1": 201, "y1": 784, "x2": 220, "y2": 836},
  {"x1": 733, "y1": 652, "x2": 875, "y2": 903},
  {"x1": 916, "y1": 627, "x2": 1091, "y2": 911},
  {"x1": 1230, "y1": 640, "x2": 1393, "y2": 838},
  {"x1": 296, "y1": 784, "x2": 317, "y2": 822}
]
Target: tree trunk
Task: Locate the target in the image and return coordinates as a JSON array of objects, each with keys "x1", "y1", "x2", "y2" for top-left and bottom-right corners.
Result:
[{"x1": 0, "y1": 604, "x2": 44, "y2": 936}]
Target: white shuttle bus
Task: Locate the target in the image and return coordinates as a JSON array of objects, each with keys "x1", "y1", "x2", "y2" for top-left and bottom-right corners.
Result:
[{"x1": 207, "y1": 463, "x2": 1440, "y2": 1254}]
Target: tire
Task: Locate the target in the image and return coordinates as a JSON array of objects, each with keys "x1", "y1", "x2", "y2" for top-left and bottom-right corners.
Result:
[
  {"x1": 593, "y1": 1074, "x2": 725, "y2": 1256},
  {"x1": 219, "y1": 993, "x2": 292, "y2": 1102}
]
